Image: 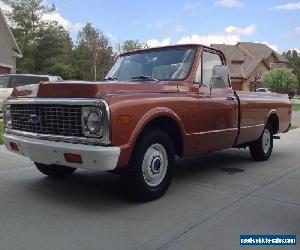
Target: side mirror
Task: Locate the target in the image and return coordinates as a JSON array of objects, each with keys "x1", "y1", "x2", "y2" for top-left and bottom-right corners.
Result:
[{"x1": 210, "y1": 65, "x2": 230, "y2": 89}]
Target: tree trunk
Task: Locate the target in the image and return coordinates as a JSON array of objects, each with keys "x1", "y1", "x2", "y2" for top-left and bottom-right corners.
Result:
[{"x1": 94, "y1": 51, "x2": 97, "y2": 81}]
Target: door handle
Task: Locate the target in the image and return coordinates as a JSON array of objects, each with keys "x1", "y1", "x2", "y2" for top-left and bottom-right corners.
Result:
[{"x1": 226, "y1": 96, "x2": 237, "y2": 101}]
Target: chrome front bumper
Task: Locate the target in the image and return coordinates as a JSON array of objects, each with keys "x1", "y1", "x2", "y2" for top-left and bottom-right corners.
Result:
[{"x1": 3, "y1": 133, "x2": 120, "y2": 171}]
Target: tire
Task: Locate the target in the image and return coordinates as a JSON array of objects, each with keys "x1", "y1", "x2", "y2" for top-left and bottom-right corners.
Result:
[
  {"x1": 249, "y1": 123, "x2": 273, "y2": 161},
  {"x1": 123, "y1": 129, "x2": 175, "y2": 202},
  {"x1": 35, "y1": 163, "x2": 76, "y2": 178}
]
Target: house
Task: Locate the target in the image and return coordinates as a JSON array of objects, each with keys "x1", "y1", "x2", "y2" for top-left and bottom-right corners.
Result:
[
  {"x1": 211, "y1": 42, "x2": 289, "y2": 91},
  {"x1": 0, "y1": 9, "x2": 22, "y2": 74}
]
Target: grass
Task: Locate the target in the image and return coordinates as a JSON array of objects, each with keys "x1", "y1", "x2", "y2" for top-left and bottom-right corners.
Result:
[
  {"x1": 0, "y1": 121, "x2": 3, "y2": 145},
  {"x1": 292, "y1": 104, "x2": 300, "y2": 111}
]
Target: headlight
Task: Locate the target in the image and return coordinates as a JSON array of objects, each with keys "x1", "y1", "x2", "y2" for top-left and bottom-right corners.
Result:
[
  {"x1": 3, "y1": 105, "x2": 12, "y2": 128},
  {"x1": 81, "y1": 107, "x2": 103, "y2": 137}
]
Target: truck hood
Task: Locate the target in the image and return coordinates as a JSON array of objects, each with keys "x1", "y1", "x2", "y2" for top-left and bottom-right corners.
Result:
[{"x1": 10, "y1": 80, "x2": 179, "y2": 99}]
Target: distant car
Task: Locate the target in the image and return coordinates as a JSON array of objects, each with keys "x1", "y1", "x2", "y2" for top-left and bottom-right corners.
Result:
[
  {"x1": 0, "y1": 74, "x2": 62, "y2": 117},
  {"x1": 256, "y1": 88, "x2": 271, "y2": 93}
]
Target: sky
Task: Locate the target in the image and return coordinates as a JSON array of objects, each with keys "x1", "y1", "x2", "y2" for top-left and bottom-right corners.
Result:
[{"x1": 0, "y1": 0, "x2": 299, "y2": 53}]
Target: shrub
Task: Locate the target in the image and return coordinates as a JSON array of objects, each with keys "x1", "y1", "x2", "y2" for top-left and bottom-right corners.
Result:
[{"x1": 263, "y1": 68, "x2": 299, "y2": 93}]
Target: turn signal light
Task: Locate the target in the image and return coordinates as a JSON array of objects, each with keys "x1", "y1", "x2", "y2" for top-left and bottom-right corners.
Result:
[
  {"x1": 10, "y1": 142, "x2": 19, "y2": 152},
  {"x1": 118, "y1": 115, "x2": 131, "y2": 125},
  {"x1": 64, "y1": 153, "x2": 82, "y2": 164}
]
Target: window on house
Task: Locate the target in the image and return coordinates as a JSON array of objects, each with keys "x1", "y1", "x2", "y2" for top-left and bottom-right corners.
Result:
[{"x1": 270, "y1": 62, "x2": 285, "y2": 69}]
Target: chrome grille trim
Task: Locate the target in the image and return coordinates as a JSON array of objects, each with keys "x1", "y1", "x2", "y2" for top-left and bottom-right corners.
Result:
[
  {"x1": 3, "y1": 98, "x2": 111, "y2": 145},
  {"x1": 10, "y1": 105, "x2": 82, "y2": 137}
]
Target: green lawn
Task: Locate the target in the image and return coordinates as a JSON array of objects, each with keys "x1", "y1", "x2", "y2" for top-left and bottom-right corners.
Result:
[
  {"x1": 292, "y1": 104, "x2": 300, "y2": 111},
  {"x1": 0, "y1": 121, "x2": 3, "y2": 145}
]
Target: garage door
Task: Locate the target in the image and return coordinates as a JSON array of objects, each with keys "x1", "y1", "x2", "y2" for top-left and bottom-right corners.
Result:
[
  {"x1": 0, "y1": 66, "x2": 11, "y2": 74},
  {"x1": 231, "y1": 82, "x2": 243, "y2": 91}
]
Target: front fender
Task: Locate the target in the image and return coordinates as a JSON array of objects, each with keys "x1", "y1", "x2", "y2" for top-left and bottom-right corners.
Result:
[
  {"x1": 127, "y1": 107, "x2": 185, "y2": 149},
  {"x1": 115, "y1": 107, "x2": 185, "y2": 168}
]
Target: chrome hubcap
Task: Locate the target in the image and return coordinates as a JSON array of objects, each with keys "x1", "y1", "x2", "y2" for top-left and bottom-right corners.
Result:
[
  {"x1": 142, "y1": 143, "x2": 168, "y2": 187},
  {"x1": 262, "y1": 129, "x2": 271, "y2": 154}
]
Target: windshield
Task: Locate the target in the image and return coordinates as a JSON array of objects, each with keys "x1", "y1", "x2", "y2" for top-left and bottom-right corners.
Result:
[
  {"x1": 0, "y1": 76, "x2": 9, "y2": 88},
  {"x1": 106, "y1": 47, "x2": 196, "y2": 82}
]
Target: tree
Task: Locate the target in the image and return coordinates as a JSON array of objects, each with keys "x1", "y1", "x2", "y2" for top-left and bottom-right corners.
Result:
[
  {"x1": 35, "y1": 24, "x2": 74, "y2": 74},
  {"x1": 283, "y1": 50, "x2": 300, "y2": 92},
  {"x1": 263, "y1": 68, "x2": 299, "y2": 93},
  {"x1": 4, "y1": 0, "x2": 75, "y2": 78},
  {"x1": 74, "y1": 23, "x2": 116, "y2": 81},
  {"x1": 4, "y1": 0, "x2": 56, "y2": 72},
  {"x1": 3, "y1": 1, "x2": 145, "y2": 80},
  {"x1": 117, "y1": 40, "x2": 148, "y2": 54},
  {"x1": 47, "y1": 63, "x2": 76, "y2": 80}
]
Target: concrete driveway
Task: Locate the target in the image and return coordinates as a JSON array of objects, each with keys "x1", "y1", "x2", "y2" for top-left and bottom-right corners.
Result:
[
  {"x1": 0, "y1": 128, "x2": 300, "y2": 250},
  {"x1": 292, "y1": 111, "x2": 300, "y2": 127}
]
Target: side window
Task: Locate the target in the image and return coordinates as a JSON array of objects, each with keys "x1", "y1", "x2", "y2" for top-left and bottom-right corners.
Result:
[
  {"x1": 0, "y1": 76, "x2": 9, "y2": 88},
  {"x1": 202, "y1": 51, "x2": 224, "y2": 86},
  {"x1": 10, "y1": 76, "x2": 49, "y2": 87}
]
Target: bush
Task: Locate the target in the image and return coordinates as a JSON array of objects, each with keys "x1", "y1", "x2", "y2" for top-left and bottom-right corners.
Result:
[{"x1": 263, "y1": 68, "x2": 299, "y2": 93}]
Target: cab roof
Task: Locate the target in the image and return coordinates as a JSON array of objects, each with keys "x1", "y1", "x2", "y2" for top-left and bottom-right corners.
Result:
[{"x1": 120, "y1": 44, "x2": 224, "y2": 57}]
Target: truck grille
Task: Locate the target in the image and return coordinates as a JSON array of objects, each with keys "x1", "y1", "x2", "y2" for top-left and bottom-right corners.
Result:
[{"x1": 10, "y1": 105, "x2": 82, "y2": 137}]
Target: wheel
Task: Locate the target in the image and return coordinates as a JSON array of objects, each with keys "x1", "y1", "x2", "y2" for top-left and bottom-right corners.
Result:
[
  {"x1": 35, "y1": 163, "x2": 76, "y2": 178},
  {"x1": 249, "y1": 123, "x2": 273, "y2": 161},
  {"x1": 123, "y1": 129, "x2": 175, "y2": 202}
]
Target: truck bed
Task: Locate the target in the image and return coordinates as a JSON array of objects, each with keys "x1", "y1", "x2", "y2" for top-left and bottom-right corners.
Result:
[{"x1": 235, "y1": 91, "x2": 291, "y2": 145}]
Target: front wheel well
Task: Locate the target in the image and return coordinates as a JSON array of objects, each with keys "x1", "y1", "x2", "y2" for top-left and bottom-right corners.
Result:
[
  {"x1": 267, "y1": 114, "x2": 279, "y2": 134},
  {"x1": 139, "y1": 116, "x2": 184, "y2": 157}
]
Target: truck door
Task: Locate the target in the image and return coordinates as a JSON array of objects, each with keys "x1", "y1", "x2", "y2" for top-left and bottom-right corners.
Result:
[{"x1": 194, "y1": 50, "x2": 238, "y2": 153}]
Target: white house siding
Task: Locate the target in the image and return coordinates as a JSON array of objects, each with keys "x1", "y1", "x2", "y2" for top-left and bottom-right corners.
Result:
[
  {"x1": 0, "y1": 20, "x2": 17, "y2": 73},
  {"x1": 0, "y1": 10, "x2": 21, "y2": 73}
]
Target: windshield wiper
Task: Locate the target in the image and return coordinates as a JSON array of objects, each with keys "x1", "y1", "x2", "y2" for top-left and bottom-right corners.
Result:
[
  {"x1": 104, "y1": 77, "x2": 118, "y2": 81},
  {"x1": 131, "y1": 75, "x2": 160, "y2": 82}
]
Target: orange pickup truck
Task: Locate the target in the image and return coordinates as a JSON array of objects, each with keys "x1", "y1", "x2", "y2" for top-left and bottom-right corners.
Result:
[{"x1": 2, "y1": 44, "x2": 292, "y2": 201}]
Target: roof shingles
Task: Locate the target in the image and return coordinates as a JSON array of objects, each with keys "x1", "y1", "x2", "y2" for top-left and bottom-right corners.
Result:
[{"x1": 211, "y1": 42, "x2": 289, "y2": 80}]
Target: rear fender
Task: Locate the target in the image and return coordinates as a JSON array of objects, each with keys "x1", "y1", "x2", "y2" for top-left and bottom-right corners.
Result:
[{"x1": 264, "y1": 109, "x2": 277, "y2": 125}]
